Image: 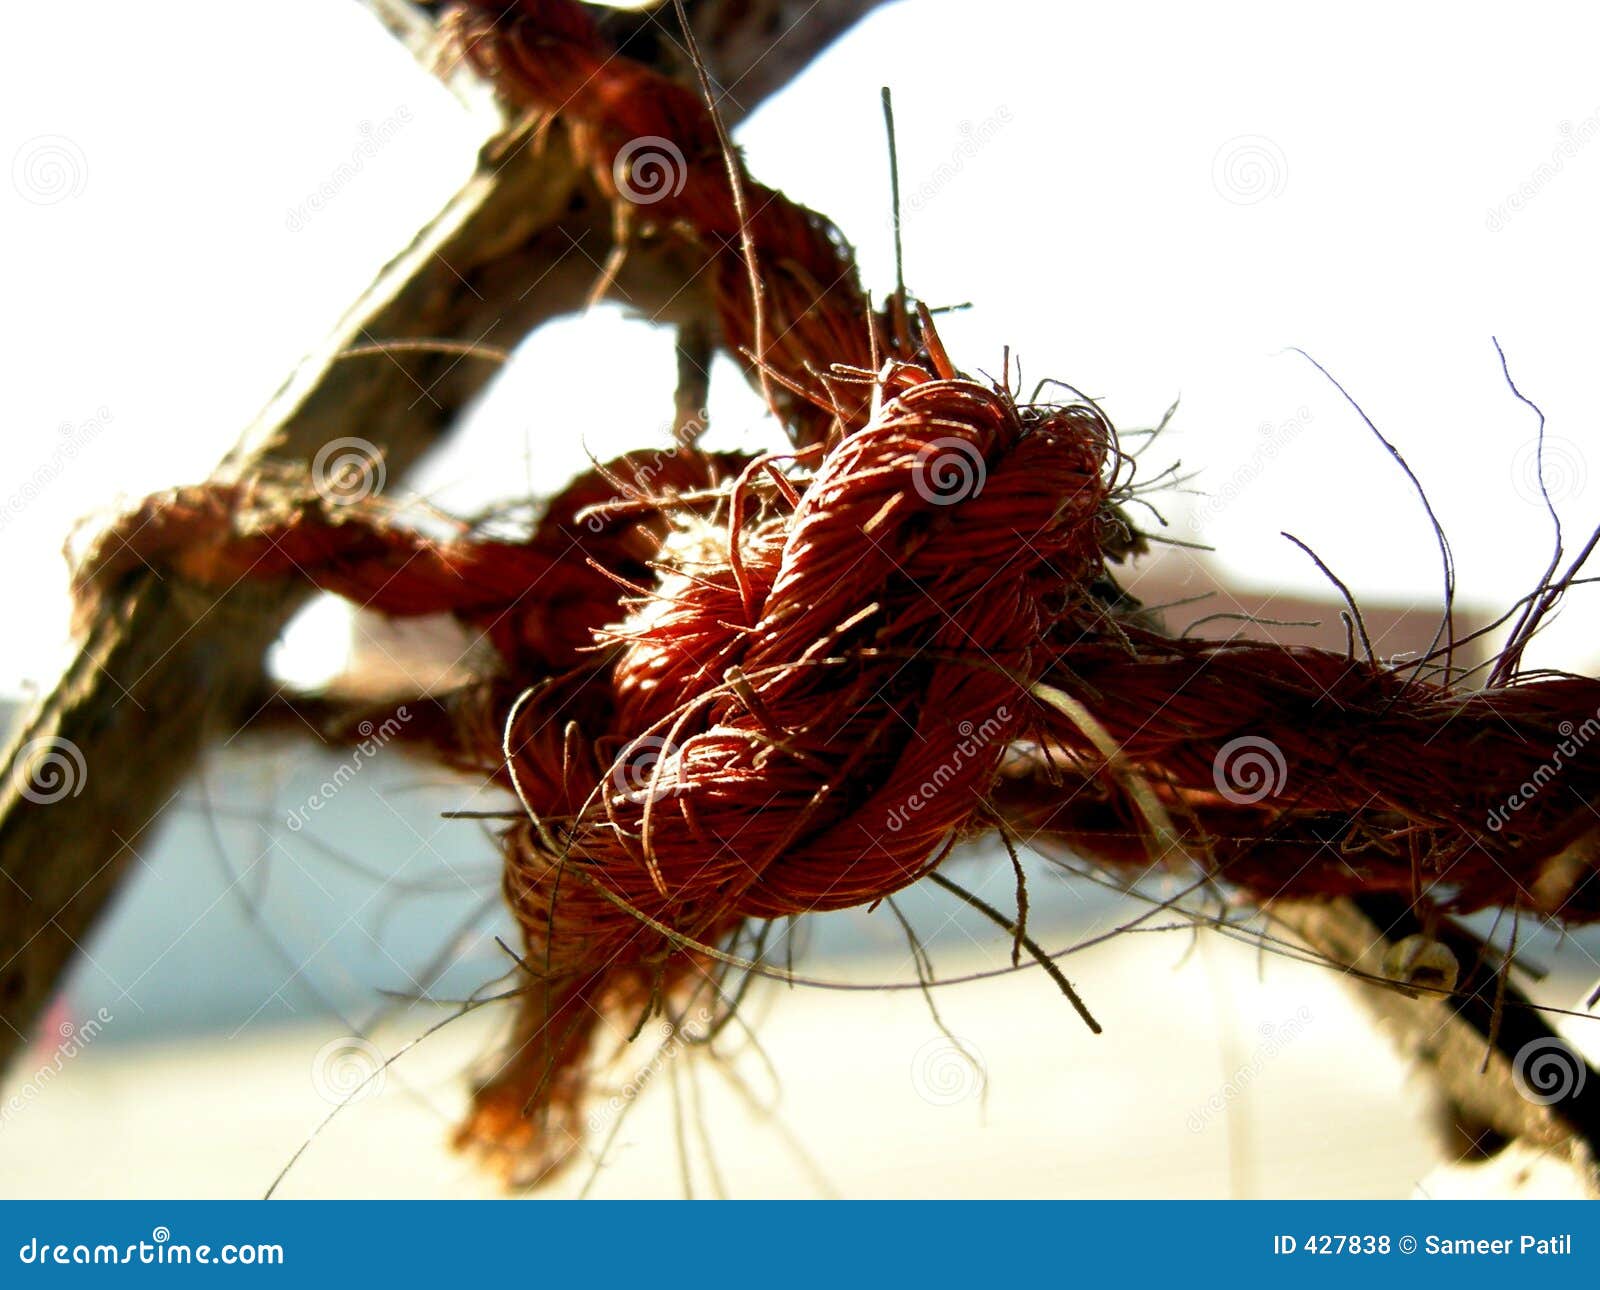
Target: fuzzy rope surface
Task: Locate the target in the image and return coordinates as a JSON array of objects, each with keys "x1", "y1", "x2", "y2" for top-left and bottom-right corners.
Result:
[{"x1": 72, "y1": 0, "x2": 1600, "y2": 1183}]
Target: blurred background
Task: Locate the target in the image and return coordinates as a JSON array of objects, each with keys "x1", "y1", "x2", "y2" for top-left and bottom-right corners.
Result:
[{"x1": 3, "y1": 0, "x2": 1600, "y2": 1197}]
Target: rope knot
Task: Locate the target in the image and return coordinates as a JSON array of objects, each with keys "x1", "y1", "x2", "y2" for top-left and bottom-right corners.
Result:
[{"x1": 465, "y1": 371, "x2": 1121, "y2": 1182}]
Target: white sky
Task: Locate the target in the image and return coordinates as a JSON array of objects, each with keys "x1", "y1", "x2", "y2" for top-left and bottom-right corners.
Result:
[{"x1": 5, "y1": 0, "x2": 1600, "y2": 697}]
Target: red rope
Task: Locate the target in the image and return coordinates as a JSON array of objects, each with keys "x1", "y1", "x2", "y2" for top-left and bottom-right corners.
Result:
[{"x1": 75, "y1": 0, "x2": 1600, "y2": 1183}]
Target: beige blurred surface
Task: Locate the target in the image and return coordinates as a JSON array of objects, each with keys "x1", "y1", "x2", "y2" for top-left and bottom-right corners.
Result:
[{"x1": 1, "y1": 931, "x2": 1495, "y2": 1199}]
